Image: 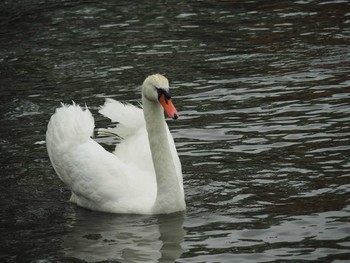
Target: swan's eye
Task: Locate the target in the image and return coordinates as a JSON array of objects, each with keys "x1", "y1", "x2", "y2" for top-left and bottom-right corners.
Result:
[{"x1": 156, "y1": 88, "x2": 171, "y2": 101}]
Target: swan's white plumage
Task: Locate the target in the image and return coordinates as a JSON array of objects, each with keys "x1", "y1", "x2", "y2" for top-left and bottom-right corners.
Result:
[
  {"x1": 98, "y1": 98, "x2": 145, "y2": 139},
  {"x1": 46, "y1": 74, "x2": 185, "y2": 214}
]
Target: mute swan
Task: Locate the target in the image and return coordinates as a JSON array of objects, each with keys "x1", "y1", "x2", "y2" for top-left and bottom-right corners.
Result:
[{"x1": 46, "y1": 74, "x2": 186, "y2": 214}]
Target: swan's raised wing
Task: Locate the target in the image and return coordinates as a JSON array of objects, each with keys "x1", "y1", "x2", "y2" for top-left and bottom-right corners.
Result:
[
  {"x1": 98, "y1": 98, "x2": 145, "y2": 139},
  {"x1": 46, "y1": 103, "x2": 156, "y2": 214},
  {"x1": 98, "y1": 98, "x2": 182, "y2": 180},
  {"x1": 98, "y1": 98, "x2": 155, "y2": 173}
]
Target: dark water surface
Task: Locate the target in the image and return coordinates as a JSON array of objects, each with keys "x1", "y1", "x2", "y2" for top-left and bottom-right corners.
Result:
[{"x1": 1, "y1": 0, "x2": 350, "y2": 262}]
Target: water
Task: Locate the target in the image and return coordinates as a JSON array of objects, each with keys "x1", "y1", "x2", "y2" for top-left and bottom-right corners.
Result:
[{"x1": 1, "y1": 0, "x2": 349, "y2": 262}]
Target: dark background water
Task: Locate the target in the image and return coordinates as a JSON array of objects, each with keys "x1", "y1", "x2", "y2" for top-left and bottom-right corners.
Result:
[{"x1": 1, "y1": 0, "x2": 349, "y2": 262}]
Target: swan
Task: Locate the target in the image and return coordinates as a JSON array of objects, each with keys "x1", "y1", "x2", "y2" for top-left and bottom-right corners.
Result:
[{"x1": 46, "y1": 74, "x2": 186, "y2": 214}]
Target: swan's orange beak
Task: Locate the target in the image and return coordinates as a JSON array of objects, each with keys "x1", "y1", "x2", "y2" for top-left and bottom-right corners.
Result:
[{"x1": 159, "y1": 94, "x2": 179, "y2": 120}]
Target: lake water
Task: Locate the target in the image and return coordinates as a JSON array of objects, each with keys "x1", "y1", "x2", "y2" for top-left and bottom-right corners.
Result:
[{"x1": 1, "y1": 0, "x2": 350, "y2": 262}]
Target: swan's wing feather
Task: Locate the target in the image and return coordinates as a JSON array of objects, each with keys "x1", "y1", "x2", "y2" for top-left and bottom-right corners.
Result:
[
  {"x1": 66, "y1": 140, "x2": 155, "y2": 213},
  {"x1": 46, "y1": 103, "x2": 94, "y2": 182},
  {"x1": 98, "y1": 98, "x2": 145, "y2": 139},
  {"x1": 46, "y1": 104, "x2": 127, "y2": 199},
  {"x1": 46, "y1": 103, "x2": 156, "y2": 214},
  {"x1": 46, "y1": 102, "x2": 94, "y2": 144},
  {"x1": 98, "y1": 98, "x2": 153, "y2": 170}
]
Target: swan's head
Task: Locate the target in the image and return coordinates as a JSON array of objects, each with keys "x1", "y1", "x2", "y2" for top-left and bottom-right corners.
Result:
[{"x1": 142, "y1": 74, "x2": 179, "y2": 120}]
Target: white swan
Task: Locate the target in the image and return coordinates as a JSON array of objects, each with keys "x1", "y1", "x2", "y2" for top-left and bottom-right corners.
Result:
[{"x1": 46, "y1": 74, "x2": 186, "y2": 214}]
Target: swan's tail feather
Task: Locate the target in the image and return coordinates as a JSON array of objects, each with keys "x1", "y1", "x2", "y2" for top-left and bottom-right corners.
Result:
[{"x1": 99, "y1": 98, "x2": 144, "y2": 139}]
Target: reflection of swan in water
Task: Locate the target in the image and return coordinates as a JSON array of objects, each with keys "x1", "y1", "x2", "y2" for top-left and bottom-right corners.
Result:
[{"x1": 61, "y1": 209, "x2": 185, "y2": 262}]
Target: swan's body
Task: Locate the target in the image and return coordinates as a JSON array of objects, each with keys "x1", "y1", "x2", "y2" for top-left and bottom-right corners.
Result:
[{"x1": 46, "y1": 74, "x2": 186, "y2": 214}]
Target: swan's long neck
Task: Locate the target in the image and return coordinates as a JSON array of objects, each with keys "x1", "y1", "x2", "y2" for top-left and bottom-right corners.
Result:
[{"x1": 142, "y1": 94, "x2": 185, "y2": 213}]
